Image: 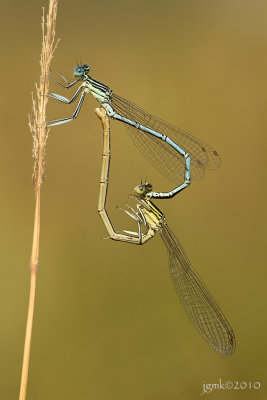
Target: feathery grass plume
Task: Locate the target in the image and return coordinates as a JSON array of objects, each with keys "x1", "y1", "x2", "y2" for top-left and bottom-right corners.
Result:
[
  {"x1": 19, "y1": 1, "x2": 59, "y2": 400},
  {"x1": 29, "y1": 0, "x2": 59, "y2": 190}
]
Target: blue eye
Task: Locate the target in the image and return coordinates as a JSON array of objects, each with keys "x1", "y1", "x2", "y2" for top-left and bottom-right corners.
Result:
[{"x1": 74, "y1": 66, "x2": 84, "y2": 77}]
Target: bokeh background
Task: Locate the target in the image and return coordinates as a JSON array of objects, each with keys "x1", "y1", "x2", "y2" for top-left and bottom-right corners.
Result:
[{"x1": 1, "y1": 0, "x2": 266, "y2": 399}]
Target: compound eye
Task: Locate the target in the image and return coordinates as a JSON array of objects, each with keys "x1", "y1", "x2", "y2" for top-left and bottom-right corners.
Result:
[
  {"x1": 145, "y1": 183, "x2": 152, "y2": 192},
  {"x1": 74, "y1": 66, "x2": 85, "y2": 77}
]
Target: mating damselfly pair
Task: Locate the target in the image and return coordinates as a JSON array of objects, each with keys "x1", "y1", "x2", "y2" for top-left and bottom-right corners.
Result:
[{"x1": 47, "y1": 65, "x2": 235, "y2": 357}]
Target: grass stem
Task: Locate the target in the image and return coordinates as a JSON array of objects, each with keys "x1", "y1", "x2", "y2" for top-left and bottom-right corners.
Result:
[{"x1": 19, "y1": 2, "x2": 58, "y2": 399}]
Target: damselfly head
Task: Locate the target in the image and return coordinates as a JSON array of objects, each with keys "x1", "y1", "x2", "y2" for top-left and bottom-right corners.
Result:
[
  {"x1": 74, "y1": 64, "x2": 90, "y2": 78},
  {"x1": 134, "y1": 182, "x2": 153, "y2": 196}
]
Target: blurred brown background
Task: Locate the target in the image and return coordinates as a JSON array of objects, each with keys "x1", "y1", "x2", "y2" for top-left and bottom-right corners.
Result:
[{"x1": 1, "y1": 0, "x2": 266, "y2": 399}]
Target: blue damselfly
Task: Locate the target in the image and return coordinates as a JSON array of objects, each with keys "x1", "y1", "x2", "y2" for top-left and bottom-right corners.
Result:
[{"x1": 47, "y1": 64, "x2": 220, "y2": 199}]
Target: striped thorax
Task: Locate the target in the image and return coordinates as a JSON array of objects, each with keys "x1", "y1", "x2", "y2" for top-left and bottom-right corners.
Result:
[{"x1": 134, "y1": 183, "x2": 165, "y2": 231}]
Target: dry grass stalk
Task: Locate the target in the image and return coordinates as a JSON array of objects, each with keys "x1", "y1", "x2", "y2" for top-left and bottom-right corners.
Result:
[{"x1": 19, "y1": 1, "x2": 59, "y2": 399}]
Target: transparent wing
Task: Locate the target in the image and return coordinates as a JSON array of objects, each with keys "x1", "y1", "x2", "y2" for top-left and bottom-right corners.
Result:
[
  {"x1": 111, "y1": 94, "x2": 220, "y2": 182},
  {"x1": 160, "y1": 223, "x2": 235, "y2": 357}
]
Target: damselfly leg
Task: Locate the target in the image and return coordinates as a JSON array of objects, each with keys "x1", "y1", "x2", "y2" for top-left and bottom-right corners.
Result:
[
  {"x1": 50, "y1": 70, "x2": 79, "y2": 89},
  {"x1": 47, "y1": 89, "x2": 86, "y2": 126}
]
